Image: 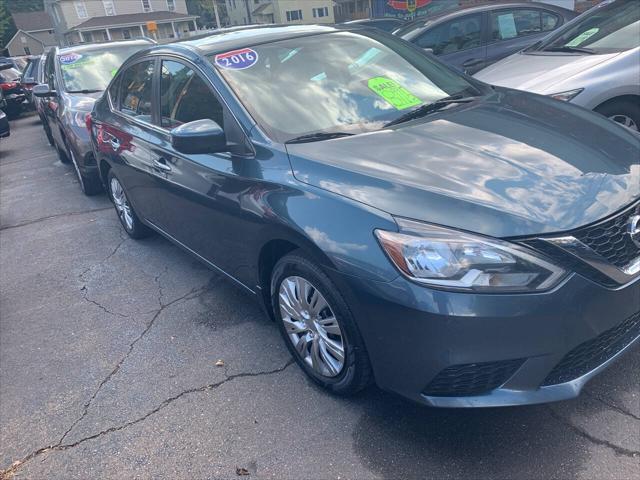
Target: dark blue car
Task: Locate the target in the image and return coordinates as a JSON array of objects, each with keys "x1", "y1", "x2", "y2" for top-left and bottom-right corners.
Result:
[
  {"x1": 89, "y1": 25, "x2": 640, "y2": 408},
  {"x1": 395, "y1": 1, "x2": 577, "y2": 73}
]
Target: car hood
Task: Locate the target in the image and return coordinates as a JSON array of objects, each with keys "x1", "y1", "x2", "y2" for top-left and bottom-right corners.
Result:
[
  {"x1": 474, "y1": 52, "x2": 619, "y2": 94},
  {"x1": 286, "y1": 90, "x2": 640, "y2": 238},
  {"x1": 66, "y1": 91, "x2": 101, "y2": 112}
]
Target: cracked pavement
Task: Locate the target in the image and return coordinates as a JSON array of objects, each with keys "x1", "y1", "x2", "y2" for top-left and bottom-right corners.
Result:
[{"x1": 1, "y1": 115, "x2": 639, "y2": 479}]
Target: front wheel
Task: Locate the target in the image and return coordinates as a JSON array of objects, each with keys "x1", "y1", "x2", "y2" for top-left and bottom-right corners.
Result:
[
  {"x1": 271, "y1": 252, "x2": 373, "y2": 395},
  {"x1": 68, "y1": 145, "x2": 102, "y2": 196},
  {"x1": 107, "y1": 170, "x2": 152, "y2": 239},
  {"x1": 595, "y1": 100, "x2": 639, "y2": 132}
]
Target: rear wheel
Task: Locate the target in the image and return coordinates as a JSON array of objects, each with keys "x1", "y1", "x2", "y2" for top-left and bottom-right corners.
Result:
[
  {"x1": 56, "y1": 134, "x2": 71, "y2": 164},
  {"x1": 107, "y1": 170, "x2": 152, "y2": 239},
  {"x1": 68, "y1": 146, "x2": 102, "y2": 196},
  {"x1": 595, "y1": 100, "x2": 639, "y2": 132},
  {"x1": 271, "y1": 251, "x2": 373, "y2": 395}
]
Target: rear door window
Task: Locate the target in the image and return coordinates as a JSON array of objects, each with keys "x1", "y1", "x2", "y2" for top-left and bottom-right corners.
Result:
[
  {"x1": 118, "y1": 60, "x2": 155, "y2": 122},
  {"x1": 415, "y1": 14, "x2": 483, "y2": 54},
  {"x1": 489, "y1": 9, "x2": 557, "y2": 42}
]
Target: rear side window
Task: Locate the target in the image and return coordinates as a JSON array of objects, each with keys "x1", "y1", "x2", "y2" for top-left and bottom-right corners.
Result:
[
  {"x1": 118, "y1": 60, "x2": 154, "y2": 121},
  {"x1": 160, "y1": 60, "x2": 224, "y2": 129},
  {"x1": 416, "y1": 14, "x2": 483, "y2": 54},
  {"x1": 490, "y1": 9, "x2": 559, "y2": 42}
]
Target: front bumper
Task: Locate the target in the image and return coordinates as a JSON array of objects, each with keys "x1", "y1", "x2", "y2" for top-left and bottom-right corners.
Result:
[{"x1": 337, "y1": 270, "x2": 640, "y2": 407}]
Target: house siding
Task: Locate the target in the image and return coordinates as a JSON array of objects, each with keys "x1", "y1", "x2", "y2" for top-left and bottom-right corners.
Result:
[{"x1": 7, "y1": 32, "x2": 45, "y2": 56}]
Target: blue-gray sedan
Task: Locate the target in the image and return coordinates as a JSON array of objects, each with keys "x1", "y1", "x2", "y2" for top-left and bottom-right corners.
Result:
[{"x1": 88, "y1": 25, "x2": 640, "y2": 408}]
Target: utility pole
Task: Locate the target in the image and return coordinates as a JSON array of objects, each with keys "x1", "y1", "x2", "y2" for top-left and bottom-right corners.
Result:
[{"x1": 212, "y1": 0, "x2": 221, "y2": 28}]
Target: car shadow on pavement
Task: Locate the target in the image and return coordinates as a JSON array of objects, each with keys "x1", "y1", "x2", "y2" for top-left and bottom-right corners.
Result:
[{"x1": 350, "y1": 346, "x2": 639, "y2": 479}]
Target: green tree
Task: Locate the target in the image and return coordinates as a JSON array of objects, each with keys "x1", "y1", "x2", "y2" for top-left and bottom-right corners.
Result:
[{"x1": 186, "y1": 0, "x2": 228, "y2": 28}]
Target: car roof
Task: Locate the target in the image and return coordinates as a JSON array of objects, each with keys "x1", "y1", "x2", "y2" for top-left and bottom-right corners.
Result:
[
  {"x1": 55, "y1": 38, "x2": 155, "y2": 55},
  {"x1": 399, "y1": 1, "x2": 575, "y2": 30},
  {"x1": 176, "y1": 24, "x2": 346, "y2": 55}
]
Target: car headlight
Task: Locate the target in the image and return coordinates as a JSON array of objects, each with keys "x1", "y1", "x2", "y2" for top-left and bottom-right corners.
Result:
[
  {"x1": 375, "y1": 219, "x2": 566, "y2": 292},
  {"x1": 548, "y1": 88, "x2": 584, "y2": 102}
]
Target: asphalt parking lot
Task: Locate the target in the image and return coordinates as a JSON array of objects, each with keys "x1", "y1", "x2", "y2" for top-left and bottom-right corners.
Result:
[{"x1": 0, "y1": 114, "x2": 638, "y2": 479}]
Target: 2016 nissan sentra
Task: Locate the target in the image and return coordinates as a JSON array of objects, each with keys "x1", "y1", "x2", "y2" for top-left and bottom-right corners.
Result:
[{"x1": 89, "y1": 25, "x2": 640, "y2": 408}]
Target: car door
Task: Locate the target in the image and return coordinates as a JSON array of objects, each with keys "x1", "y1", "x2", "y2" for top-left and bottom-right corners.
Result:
[
  {"x1": 98, "y1": 58, "x2": 163, "y2": 223},
  {"x1": 485, "y1": 7, "x2": 562, "y2": 67},
  {"x1": 142, "y1": 58, "x2": 258, "y2": 281},
  {"x1": 42, "y1": 52, "x2": 61, "y2": 144},
  {"x1": 414, "y1": 13, "x2": 487, "y2": 74}
]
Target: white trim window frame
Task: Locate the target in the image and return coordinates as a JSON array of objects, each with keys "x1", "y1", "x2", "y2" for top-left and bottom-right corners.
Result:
[
  {"x1": 74, "y1": 1, "x2": 88, "y2": 19},
  {"x1": 167, "y1": 0, "x2": 176, "y2": 12},
  {"x1": 141, "y1": 0, "x2": 153, "y2": 13},
  {"x1": 103, "y1": 0, "x2": 117, "y2": 16},
  {"x1": 286, "y1": 9, "x2": 302, "y2": 22}
]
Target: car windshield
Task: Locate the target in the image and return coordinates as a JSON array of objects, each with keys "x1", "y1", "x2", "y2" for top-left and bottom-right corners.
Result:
[
  {"x1": 58, "y1": 44, "x2": 148, "y2": 92},
  {"x1": 534, "y1": 0, "x2": 640, "y2": 54},
  {"x1": 209, "y1": 31, "x2": 482, "y2": 142}
]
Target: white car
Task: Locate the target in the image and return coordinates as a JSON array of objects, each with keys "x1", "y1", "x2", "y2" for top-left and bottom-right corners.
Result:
[{"x1": 475, "y1": 0, "x2": 640, "y2": 131}]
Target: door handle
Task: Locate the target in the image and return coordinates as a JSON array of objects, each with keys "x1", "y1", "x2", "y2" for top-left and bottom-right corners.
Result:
[
  {"x1": 462, "y1": 58, "x2": 484, "y2": 68},
  {"x1": 152, "y1": 157, "x2": 171, "y2": 172}
]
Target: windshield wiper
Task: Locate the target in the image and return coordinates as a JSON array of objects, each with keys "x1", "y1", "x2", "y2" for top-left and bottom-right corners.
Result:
[
  {"x1": 67, "y1": 89, "x2": 102, "y2": 94},
  {"x1": 543, "y1": 46, "x2": 595, "y2": 54},
  {"x1": 285, "y1": 131, "x2": 355, "y2": 144},
  {"x1": 383, "y1": 95, "x2": 478, "y2": 128}
]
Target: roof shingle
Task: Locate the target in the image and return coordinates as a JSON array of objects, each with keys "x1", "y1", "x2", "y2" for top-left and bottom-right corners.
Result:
[
  {"x1": 12, "y1": 11, "x2": 53, "y2": 32},
  {"x1": 73, "y1": 11, "x2": 198, "y2": 30}
]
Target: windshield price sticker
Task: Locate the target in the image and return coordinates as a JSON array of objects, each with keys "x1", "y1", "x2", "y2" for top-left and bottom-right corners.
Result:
[
  {"x1": 215, "y1": 48, "x2": 258, "y2": 70},
  {"x1": 566, "y1": 28, "x2": 599, "y2": 47},
  {"x1": 368, "y1": 77, "x2": 422, "y2": 110},
  {"x1": 59, "y1": 53, "x2": 83, "y2": 65}
]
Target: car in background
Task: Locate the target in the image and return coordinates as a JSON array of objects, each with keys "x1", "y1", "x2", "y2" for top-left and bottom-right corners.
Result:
[
  {"x1": 20, "y1": 55, "x2": 43, "y2": 108},
  {"x1": 395, "y1": 2, "x2": 577, "y2": 73},
  {"x1": 0, "y1": 91, "x2": 9, "y2": 139},
  {"x1": 340, "y1": 17, "x2": 406, "y2": 32},
  {"x1": 0, "y1": 56, "x2": 28, "y2": 72},
  {"x1": 34, "y1": 39, "x2": 155, "y2": 195},
  {"x1": 0, "y1": 65, "x2": 27, "y2": 118},
  {"x1": 475, "y1": 0, "x2": 640, "y2": 131},
  {"x1": 89, "y1": 25, "x2": 639, "y2": 408}
]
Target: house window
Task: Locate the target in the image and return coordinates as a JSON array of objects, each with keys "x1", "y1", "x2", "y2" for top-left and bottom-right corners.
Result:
[
  {"x1": 24, "y1": 47, "x2": 31, "y2": 55},
  {"x1": 313, "y1": 7, "x2": 329, "y2": 18},
  {"x1": 123, "y1": 29, "x2": 131, "y2": 39},
  {"x1": 286, "y1": 9, "x2": 302, "y2": 22},
  {"x1": 167, "y1": 0, "x2": 176, "y2": 12},
  {"x1": 102, "y1": 30, "x2": 109, "y2": 41},
  {"x1": 141, "y1": 0, "x2": 152, "y2": 13},
  {"x1": 103, "y1": 0, "x2": 116, "y2": 16},
  {"x1": 74, "y1": 1, "x2": 88, "y2": 19}
]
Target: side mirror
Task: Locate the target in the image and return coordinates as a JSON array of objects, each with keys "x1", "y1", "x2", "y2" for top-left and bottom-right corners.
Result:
[
  {"x1": 171, "y1": 119, "x2": 226, "y2": 155},
  {"x1": 33, "y1": 84, "x2": 56, "y2": 98}
]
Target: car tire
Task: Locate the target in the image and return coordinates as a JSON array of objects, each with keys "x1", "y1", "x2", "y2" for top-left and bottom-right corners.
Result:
[
  {"x1": 42, "y1": 118, "x2": 54, "y2": 146},
  {"x1": 271, "y1": 251, "x2": 373, "y2": 395},
  {"x1": 68, "y1": 146, "x2": 102, "y2": 196},
  {"x1": 107, "y1": 170, "x2": 152, "y2": 239},
  {"x1": 56, "y1": 135, "x2": 71, "y2": 164},
  {"x1": 595, "y1": 100, "x2": 640, "y2": 132}
]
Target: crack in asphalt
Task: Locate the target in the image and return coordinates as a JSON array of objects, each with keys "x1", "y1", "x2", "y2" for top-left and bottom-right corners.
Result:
[
  {"x1": 59, "y1": 278, "x2": 214, "y2": 445},
  {"x1": 0, "y1": 207, "x2": 112, "y2": 231},
  {"x1": 0, "y1": 361, "x2": 294, "y2": 480},
  {"x1": 547, "y1": 407, "x2": 640, "y2": 458},
  {"x1": 584, "y1": 390, "x2": 640, "y2": 422}
]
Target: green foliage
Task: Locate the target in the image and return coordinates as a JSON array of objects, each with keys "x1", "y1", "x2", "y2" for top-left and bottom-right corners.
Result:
[{"x1": 186, "y1": 0, "x2": 228, "y2": 27}]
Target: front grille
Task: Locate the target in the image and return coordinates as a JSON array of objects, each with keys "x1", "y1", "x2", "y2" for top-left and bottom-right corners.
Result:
[
  {"x1": 542, "y1": 312, "x2": 640, "y2": 386},
  {"x1": 423, "y1": 359, "x2": 524, "y2": 397},
  {"x1": 572, "y1": 204, "x2": 640, "y2": 269}
]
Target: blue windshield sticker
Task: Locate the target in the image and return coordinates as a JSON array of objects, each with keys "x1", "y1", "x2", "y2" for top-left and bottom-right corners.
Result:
[
  {"x1": 58, "y1": 53, "x2": 83, "y2": 65},
  {"x1": 215, "y1": 48, "x2": 258, "y2": 70}
]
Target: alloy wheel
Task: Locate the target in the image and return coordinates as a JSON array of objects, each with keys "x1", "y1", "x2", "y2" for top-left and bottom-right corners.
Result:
[
  {"x1": 110, "y1": 176, "x2": 134, "y2": 231},
  {"x1": 278, "y1": 276, "x2": 345, "y2": 377},
  {"x1": 609, "y1": 114, "x2": 638, "y2": 131}
]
